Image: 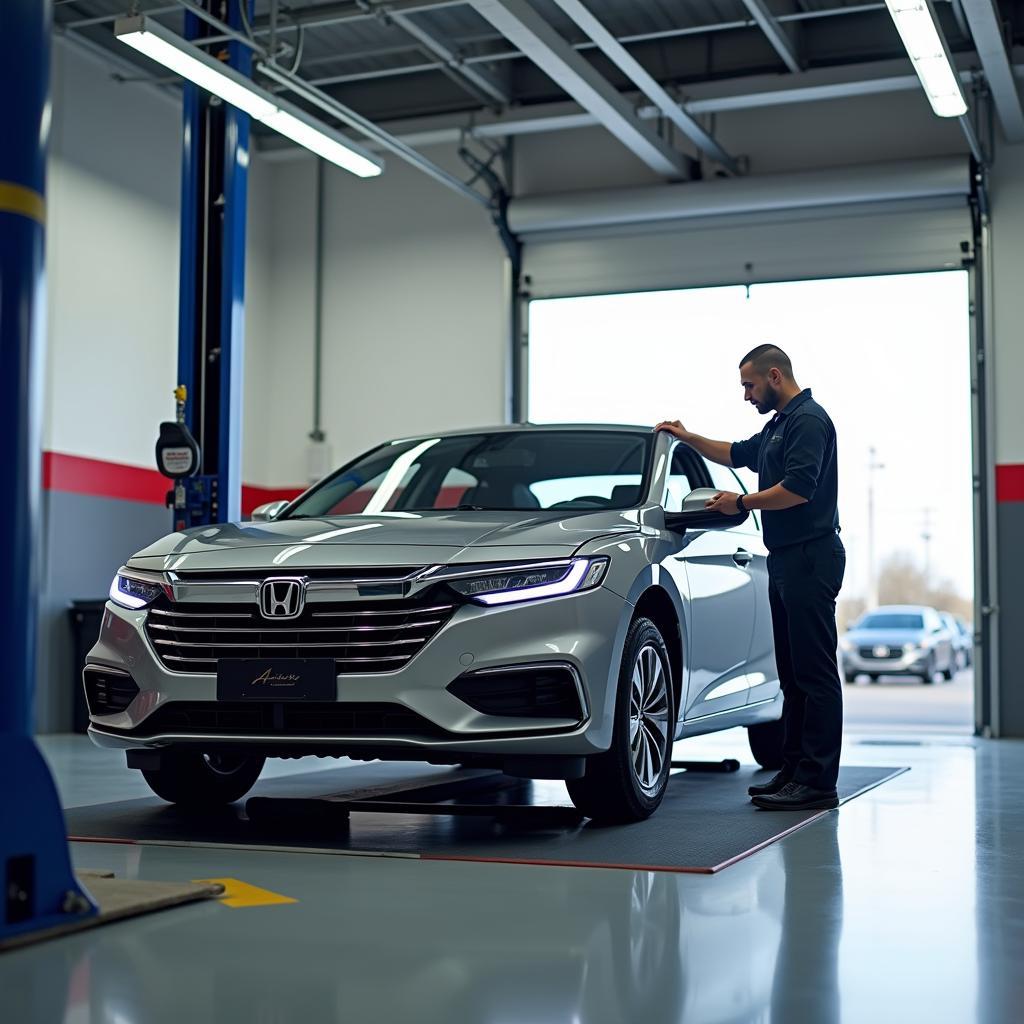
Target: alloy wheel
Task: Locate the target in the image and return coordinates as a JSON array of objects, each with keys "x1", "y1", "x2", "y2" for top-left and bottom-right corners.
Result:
[{"x1": 628, "y1": 643, "x2": 670, "y2": 793}]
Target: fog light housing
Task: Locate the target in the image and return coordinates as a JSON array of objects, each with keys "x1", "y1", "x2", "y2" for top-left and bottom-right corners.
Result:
[{"x1": 83, "y1": 667, "x2": 140, "y2": 716}]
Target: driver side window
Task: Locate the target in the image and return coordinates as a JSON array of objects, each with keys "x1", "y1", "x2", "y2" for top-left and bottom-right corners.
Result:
[{"x1": 662, "y1": 448, "x2": 693, "y2": 513}]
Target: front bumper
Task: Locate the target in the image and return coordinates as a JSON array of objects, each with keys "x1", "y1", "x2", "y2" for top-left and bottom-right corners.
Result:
[
  {"x1": 841, "y1": 648, "x2": 933, "y2": 675},
  {"x1": 85, "y1": 585, "x2": 629, "y2": 758}
]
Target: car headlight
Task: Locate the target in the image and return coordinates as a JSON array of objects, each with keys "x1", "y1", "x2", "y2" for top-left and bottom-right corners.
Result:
[
  {"x1": 839, "y1": 639, "x2": 854, "y2": 652},
  {"x1": 903, "y1": 642, "x2": 920, "y2": 653},
  {"x1": 431, "y1": 557, "x2": 608, "y2": 606},
  {"x1": 109, "y1": 570, "x2": 166, "y2": 610}
]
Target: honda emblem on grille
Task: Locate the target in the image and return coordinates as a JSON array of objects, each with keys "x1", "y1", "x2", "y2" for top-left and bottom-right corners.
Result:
[{"x1": 259, "y1": 578, "x2": 306, "y2": 620}]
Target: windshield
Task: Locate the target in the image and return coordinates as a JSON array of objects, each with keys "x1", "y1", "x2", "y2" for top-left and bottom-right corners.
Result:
[
  {"x1": 284, "y1": 430, "x2": 652, "y2": 517},
  {"x1": 857, "y1": 613, "x2": 925, "y2": 631}
]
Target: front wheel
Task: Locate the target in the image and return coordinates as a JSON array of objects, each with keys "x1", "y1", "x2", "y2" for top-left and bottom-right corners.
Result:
[
  {"x1": 748, "y1": 716, "x2": 785, "y2": 770},
  {"x1": 142, "y1": 748, "x2": 265, "y2": 806},
  {"x1": 567, "y1": 617, "x2": 675, "y2": 825}
]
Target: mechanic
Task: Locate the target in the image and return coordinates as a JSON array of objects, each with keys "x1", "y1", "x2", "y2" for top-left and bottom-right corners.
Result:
[{"x1": 655, "y1": 344, "x2": 845, "y2": 811}]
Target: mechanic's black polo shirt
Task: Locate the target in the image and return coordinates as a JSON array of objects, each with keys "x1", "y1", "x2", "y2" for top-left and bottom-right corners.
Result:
[{"x1": 730, "y1": 388, "x2": 840, "y2": 552}]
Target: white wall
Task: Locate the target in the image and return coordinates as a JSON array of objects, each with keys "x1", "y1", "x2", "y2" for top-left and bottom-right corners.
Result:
[
  {"x1": 46, "y1": 40, "x2": 181, "y2": 463},
  {"x1": 989, "y1": 142, "x2": 1024, "y2": 467},
  {"x1": 243, "y1": 148, "x2": 508, "y2": 487}
]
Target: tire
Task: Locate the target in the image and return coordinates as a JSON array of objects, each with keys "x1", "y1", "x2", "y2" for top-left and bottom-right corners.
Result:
[
  {"x1": 868, "y1": 674, "x2": 880, "y2": 684},
  {"x1": 142, "y1": 748, "x2": 265, "y2": 806},
  {"x1": 844, "y1": 672, "x2": 857, "y2": 684},
  {"x1": 921, "y1": 656, "x2": 936, "y2": 685},
  {"x1": 566, "y1": 617, "x2": 675, "y2": 825},
  {"x1": 748, "y1": 715, "x2": 785, "y2": 770}
]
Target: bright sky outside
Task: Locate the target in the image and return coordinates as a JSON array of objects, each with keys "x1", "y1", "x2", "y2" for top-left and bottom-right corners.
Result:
[{"x1": 527, "y1": 271, "x2": 973, "y2": 604}]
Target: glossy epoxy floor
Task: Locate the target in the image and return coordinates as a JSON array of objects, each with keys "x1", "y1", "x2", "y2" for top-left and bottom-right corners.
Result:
[{"x1": 4, "y1": 730, "x2": 1022, "y2": 1024}]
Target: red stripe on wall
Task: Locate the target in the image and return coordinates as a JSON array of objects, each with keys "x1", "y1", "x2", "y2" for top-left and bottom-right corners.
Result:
[
  {"x1": 996, "y1": 464, "x2": 1024, "y2": 503},
  {"x1": 43, "y1": 452, "x2": 167, "y2": 505},
  {"x1": 43, "y1": 452, "x2": 303, "y2": 516},
  {"x1": 241, "y1": 484, "x2": 305, "y2": 515}
]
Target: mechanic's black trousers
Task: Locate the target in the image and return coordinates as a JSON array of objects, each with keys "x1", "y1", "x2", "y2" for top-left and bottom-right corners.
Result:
[{"x1": 767, "y1": 532, "x2": 846, "y2": 791}]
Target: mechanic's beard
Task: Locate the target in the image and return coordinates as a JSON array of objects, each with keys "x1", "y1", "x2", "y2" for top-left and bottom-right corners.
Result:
[{"x1": 756, "y1": 383, "x2": 780, "y2": 414}]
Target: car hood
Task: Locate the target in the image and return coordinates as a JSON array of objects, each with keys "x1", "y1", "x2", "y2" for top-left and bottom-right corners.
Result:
[
  {"x1": 844, "y1": 629, "x2": 927, "y2": 646},
  {"x1": 126, "y1": 509, "x2": 643, "y2": 573}
]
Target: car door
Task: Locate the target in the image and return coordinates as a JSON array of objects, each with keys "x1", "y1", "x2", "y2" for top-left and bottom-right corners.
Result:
[
  {"x1": 659, "y1": 445, "x2": 757, "y2": 721},
  {"x1": 705, "y1": 459, "x2": 777, "y2": 705}
]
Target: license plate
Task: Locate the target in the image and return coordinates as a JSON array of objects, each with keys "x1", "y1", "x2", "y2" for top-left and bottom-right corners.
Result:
[{"x1": 216, "y1": 659, "x2": 336, "y2": 701}]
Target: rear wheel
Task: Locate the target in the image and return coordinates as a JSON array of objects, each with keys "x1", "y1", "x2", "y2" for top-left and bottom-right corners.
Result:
[
  {"x1": 567, "y1": 617, "x2": 675, "y2": 825},
  {"x1": 141, "y1": 748, "x2": 265, "y2": 806},
  {"x1": 747, "y1": 716, "x2": 785, "y2": 770}
]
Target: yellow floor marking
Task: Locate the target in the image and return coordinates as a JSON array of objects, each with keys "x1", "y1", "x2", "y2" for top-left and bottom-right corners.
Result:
[{"x1": 192, "y1": 878, "x2": 298, "y2": 908}]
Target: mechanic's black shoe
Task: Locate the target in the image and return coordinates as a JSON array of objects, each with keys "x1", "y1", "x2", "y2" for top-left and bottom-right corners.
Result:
[
  {"x1": 751, "y1": 782, "x2": 839, "y2": 811},
  {"x1": 747, "y1": 771, "x2": 793, "y2": 798}
]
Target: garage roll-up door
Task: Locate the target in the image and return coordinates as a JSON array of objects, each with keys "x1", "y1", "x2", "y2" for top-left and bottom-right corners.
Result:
[{"x1": 511, "y1": 157, "x2": 973, "y2": 299}]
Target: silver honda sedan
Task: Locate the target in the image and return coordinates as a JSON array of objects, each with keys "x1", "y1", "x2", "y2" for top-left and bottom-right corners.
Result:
[{"x1": 85, "y1": 425, "x2": 782, "y2": 823}]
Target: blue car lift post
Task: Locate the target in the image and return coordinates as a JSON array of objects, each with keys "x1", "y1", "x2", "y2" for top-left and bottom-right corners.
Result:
[
  {"x1": 0, "y1": 0, "x2": 98, "y2": 947},
  {"x1": 170, "y1": 1, "x2": 250, "y2": 532}
]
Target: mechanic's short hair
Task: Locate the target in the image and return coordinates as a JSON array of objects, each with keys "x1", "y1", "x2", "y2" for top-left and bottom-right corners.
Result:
[{"x1": 739, "y1": 344, "x2": 794, "y2": 380}]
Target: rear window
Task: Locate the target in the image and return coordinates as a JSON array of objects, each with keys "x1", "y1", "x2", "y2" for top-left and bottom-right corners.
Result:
[{"x1": 858, "y1": 613, "x2": 925, "y2": 630}]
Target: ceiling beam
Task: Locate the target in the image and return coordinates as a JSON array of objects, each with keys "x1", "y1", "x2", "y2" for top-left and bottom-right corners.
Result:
[
  {"x1": 959, "y1": 0, "x2": 1024, "y2": 142},
  {"x1": 467, "y1": 0, "x2": 690, "y2": 177},
  {"x1": 549, "y1": 0, "x2": 738, "y2": 173},
  {"x1": 739, "y1": 0, "x2": 801, "y2": 73},
  {"x1": 388, "y1": 10, "x2": 509, "y2": 107}
]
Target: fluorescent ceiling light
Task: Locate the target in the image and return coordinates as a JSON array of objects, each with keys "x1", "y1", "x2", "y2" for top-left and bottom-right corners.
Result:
[
  {"x1": 884, "y1": 0, "x2": 968, "y2": 117},
  {"x1": 115, "y1": 15, "x2": 383, "y2": 177}
]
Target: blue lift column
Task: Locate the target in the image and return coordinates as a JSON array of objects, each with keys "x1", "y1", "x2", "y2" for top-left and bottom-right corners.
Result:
[
  {"x1": 172, "y1": 1, "x2": 252, "y2": 530},
  {"x1": 0, "y1": 0, "x2": 98, "y2": 945}
]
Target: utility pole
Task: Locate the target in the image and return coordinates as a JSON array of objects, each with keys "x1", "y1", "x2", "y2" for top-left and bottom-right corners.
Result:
[
  {"x1": 921, "y1": 506, "x2": 934, "y2": 584},
  {"x1": 867, "y1": 446, "x2": 885, "y2": 609}
]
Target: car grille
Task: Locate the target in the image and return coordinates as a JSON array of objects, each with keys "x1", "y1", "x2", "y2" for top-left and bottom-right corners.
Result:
[
  {"x1": 859, "y1": 645, "x2": 903, "y2": 660},
  {"x1": 114, "y1": 701, "x2": 448, "y2": 738},
  {"x1": 144, "y1": 595, "x2": 457, "y2": 674}
]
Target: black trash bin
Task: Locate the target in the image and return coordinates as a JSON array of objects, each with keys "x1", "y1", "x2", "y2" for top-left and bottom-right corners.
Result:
[{"x1": 68, "y1": 599, "x2": 107, "y2": 734}]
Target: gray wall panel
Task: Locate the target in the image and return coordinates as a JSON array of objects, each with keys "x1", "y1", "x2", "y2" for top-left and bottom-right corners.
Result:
[
  {"x1": 38, "y1": 491, "x2": 168, "y2": 733},
  {"x1": 996, "y1": 501, "x2": 1024, "y2": 737}
]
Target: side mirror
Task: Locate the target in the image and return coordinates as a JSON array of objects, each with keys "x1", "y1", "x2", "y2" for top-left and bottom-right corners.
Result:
[
  {"x1": 250, "y1": 500, "x2": 289, "y2": 522},
  {"x1": 664, "y1": 487, "x2": 750, "y2": 533}
]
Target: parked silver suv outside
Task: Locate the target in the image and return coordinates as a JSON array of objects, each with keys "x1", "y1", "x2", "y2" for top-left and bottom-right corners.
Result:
[
  {"x1": 840, "y1": 604, "x2": 956, "y2": 684},
  {"x1": 85, "y1": 425, "x2": 782, "y2": 822}
]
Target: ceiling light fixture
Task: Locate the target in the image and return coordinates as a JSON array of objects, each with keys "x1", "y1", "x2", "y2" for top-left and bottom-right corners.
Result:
[
  {"x1": 114, "y1": 15, "x2": 383, "y2": 177},
  {"x1": 884, "y1": 0, "x2": 968, "y2": 117}
]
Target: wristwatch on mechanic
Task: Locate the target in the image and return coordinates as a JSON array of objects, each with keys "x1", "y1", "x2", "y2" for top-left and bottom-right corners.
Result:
[{"x1": 736, "y1": 493, "x2": 747, "y2": 514}]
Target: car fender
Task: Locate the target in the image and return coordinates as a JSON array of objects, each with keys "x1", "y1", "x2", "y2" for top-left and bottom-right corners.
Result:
[{"x1": 576, "y1": 534, "x2": 691, "y2": 739}]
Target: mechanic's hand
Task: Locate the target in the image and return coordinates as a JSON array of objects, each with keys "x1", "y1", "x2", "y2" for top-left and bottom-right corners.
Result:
[
  {"x1": 705, "y1": 491, "x2": 740, "y2": 516},
  {"x1": 654, "y1": 419, "x2": 689, "y2": 439}
]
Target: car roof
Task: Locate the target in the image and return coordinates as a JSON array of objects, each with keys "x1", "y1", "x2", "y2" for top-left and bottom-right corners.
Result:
[
  {"x1": 865, "y1": 605, "x2": 932, "y2": 614},
  {"x1": 389, "y1": 423, "x2": 656, "y2": 444}
]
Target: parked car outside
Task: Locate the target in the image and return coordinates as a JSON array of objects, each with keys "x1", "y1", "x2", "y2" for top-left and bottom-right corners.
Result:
[
  {"x1": 839, "y1": 605, "x2": 956, "y2": 684},
  {"x1": 85, "y1": 425, "x2": 783, "y2": 823},
  {"x1": 942, "y1": 613, "x2": 973, "y2": 669}
]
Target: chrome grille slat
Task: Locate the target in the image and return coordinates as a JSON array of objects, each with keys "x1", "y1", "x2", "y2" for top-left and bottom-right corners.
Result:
[
  {"x1": 311, "y1": 604, "x2": 454, "y2": 618},
  {"x1": 145, "y1": 591, "x2": 455, "y2": 674},
  {"x1": 153, "y1": 637, "x2": 424, "y2": 649},
  {"x1": 160, "y1": 654, "x2": 412, "y2": 665},
  {"x1": 147, "y1": 620, "x2": 443, "y2": 635},
  {"x1": 149, "y1": 609, "x2": 254, "y2": 620}
]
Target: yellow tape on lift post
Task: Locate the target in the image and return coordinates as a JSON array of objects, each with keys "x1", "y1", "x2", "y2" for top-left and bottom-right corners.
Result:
[{"x1": 0, "y1": 182, "x2": 46, "y2": 224}]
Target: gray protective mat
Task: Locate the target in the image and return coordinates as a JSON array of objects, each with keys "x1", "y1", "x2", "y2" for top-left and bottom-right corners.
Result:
[{"x1": 66, "y1": 763, "x2": 907, "y2": 873}]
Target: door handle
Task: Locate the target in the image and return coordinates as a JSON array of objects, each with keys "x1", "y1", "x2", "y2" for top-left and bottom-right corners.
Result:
[{"x1": 733, "y1": 549, "x2": 754, "y2": 566}]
